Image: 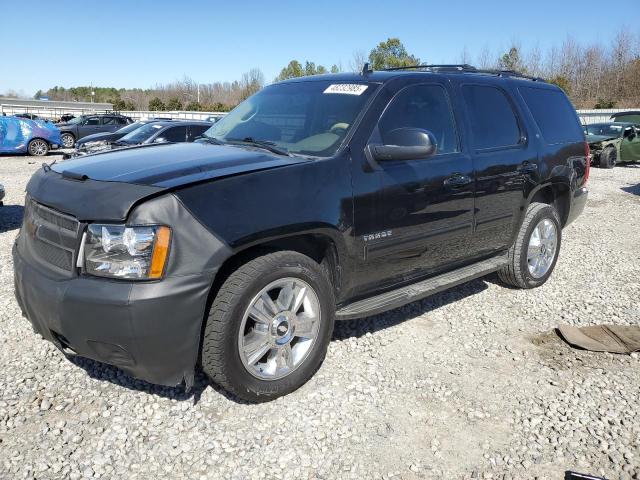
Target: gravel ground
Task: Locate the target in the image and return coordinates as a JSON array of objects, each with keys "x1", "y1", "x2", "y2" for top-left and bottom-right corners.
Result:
[{"x1": 1, "y1": 152, "x2": 639, "y2": 479}]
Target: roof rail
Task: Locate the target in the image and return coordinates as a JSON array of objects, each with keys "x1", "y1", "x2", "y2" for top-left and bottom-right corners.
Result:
[
  {"x1": 380, "y1": 64, "x2": 545, "y2": 82},
  {"x1": 382, "y1": 64, "x2": 477, "y2": 72}
]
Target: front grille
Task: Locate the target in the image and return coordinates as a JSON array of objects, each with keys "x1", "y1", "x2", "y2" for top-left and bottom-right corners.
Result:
[
  {"x1": 30, "y1": 201, "x2": 78, "y2": 233},
  {"x1": 32, "y1": 239, "x2": 74, "y2": 271},
  {"x1": 24, "y1": 198, "x2": 81, "y2": 272}
]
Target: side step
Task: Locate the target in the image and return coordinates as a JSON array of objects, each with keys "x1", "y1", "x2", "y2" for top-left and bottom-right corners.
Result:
[{"x1": 335, "y1": 254, "x2": 508, "y2": 320}]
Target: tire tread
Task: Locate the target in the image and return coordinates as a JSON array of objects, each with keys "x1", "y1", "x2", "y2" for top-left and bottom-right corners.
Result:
[
  {"x1": 201, "y1": 251, "x2": 333, "y2": 401},
  {"x1": 498, "y1": 202, "x2": 559, "y2": 289}
]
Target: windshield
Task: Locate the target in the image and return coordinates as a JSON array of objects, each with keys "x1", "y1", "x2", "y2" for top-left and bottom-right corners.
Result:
[
  {"x1": 119, "y1": 123, "x2": 164, "y2": 143},
  {"x1": 66, "y1": 116, "x2": 86, "y2": 125},
  {"x1": 203, "y1": 80, "x2": 377, "y2": 157},
  {"x1": 115, "y1": 121, "x2": 147, "y2": 135},
  {"x1": 585, "y1": 124, "x2": 625, "y2": 137}
]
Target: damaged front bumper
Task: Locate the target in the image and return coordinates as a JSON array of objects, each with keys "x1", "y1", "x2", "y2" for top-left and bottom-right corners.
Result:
[
  {"x1": 13, "y1": 242, "x2": 214, "y2": 388},
  {"x1": 12, "y1": 183, "x2": 231, "y2": 389}
]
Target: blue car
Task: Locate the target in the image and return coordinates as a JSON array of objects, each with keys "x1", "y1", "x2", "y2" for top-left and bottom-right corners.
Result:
[{"x1": 0, "y1": 116, "x2": 63, "y2": 156}]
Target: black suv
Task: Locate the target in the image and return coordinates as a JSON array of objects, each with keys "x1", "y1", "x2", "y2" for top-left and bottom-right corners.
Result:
[
  {"x1": 13, "y1": 65, "x2": 588, "y2": 402},
  {"x1": 57, "y1": 114, "x2": 133, "y2": 148}
]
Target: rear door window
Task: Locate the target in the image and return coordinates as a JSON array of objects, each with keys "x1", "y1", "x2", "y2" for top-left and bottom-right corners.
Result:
[
  {"x1": 462, "y1": 85, "x2": 521, "y2": 150},
  {"x1": 188, "y1": 125, "x2": 209, "y2": 141},
  {"x1": 102, "y1": 116, "x2": 117, "y2": 125},
  {"x1": 162, "y1": 125, "x2": 187, "y2": 142},
  {"x1": 519, "y1": 87, "x2": 584, "y2": 144}
]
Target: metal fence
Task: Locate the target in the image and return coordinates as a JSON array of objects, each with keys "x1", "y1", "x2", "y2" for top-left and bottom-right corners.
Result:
[
  {"x1": 0, "y1": 103, "x2": 227, "y2": 122},
  {"x1": 0, "y1": 101, "x2": 635, "y2": 125},
  {"x1": 577, "y1": 109, "x2": 631, "y2": 125}
]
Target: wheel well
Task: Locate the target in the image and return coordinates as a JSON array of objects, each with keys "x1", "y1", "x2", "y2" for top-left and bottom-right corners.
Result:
[
  {"x1": 197, "y1": 234, "x2": 341, "y2": 365},
  {"x1": 530, "y1": 184, "x2": 570, "y2": 226},
  {"x1": 209, "y1": 233, "x2": 340, "y2": 303}
]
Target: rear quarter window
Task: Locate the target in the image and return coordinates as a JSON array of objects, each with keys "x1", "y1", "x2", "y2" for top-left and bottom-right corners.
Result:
[{"x1": 518, "y1": 87, "x2": 583, "y2": 144}]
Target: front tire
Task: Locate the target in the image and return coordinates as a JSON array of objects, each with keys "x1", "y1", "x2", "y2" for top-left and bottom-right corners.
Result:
[
  {"x1": 60, "y1": 133, "x2": 75, "y2": 148},
  {"x1": 498, "y1": 202, "x2": 561, "y2": 289},
  {"x1": 27, "y1": 138, "x2": 49, "y2": 156},
  {"x1": 599, "y1": 146, "x2": 617, "y2": 169},
  {"x1": 201, "y1": 251, "x2": 335, "y2": 402}
]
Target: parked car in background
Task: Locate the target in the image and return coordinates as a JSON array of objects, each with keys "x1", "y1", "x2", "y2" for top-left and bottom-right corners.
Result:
[
  {"x1": 58, "y1": 114, "x2": 76, "y2": 123},
  {"x1": 0, "y1": 183, "x2": 4, "y2": 205},
  {"x1": 73, "y1": 118, "x2": 175, "y2": 155},
  {"x1": 0, "y1": 116, "x2": 62, "y2": 156},
  {"x1": 57, "y1": 114, "x2": 133, "y2": 148},
  {"x1": 584, "y1": 122, "x2": 640, "y2": 168},
  {"x1": 610, "y1": 111, "x2": 640, "y2": 125},
  {"x1": 70, "y1": 120, "x2": 212, "y2": 156},
  {"x1": 15, "y1": 113, "x2": 46, "y2": 121}
]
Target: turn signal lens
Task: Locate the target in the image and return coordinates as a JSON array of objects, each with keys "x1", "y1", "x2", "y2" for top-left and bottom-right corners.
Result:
[{"x1": 149, "y1": 226, "x2": 171, "y2": 279}]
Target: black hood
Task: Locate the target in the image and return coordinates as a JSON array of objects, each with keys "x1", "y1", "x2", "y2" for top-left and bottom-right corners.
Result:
[{"x1": 52, "y1": 142, "x2": 308, "y2": 188}]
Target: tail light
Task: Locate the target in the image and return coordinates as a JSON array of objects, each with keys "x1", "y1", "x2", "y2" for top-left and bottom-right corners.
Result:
[{"x1": 583, "y1": 141, "x2": 590, "y2": 185}]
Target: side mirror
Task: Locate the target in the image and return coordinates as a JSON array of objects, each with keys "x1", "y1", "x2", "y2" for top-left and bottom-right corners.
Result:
[
  {"x1": 154, "y1": 137, "x2": 167, "y2": 143},
  {"x1": 370, "y1": 127, "x2": 437, "y2": 161}
]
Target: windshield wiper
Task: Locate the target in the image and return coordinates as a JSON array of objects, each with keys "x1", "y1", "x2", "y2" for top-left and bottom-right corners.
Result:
[
  {"x1": 197, "y1": 135, "x2": 224, "y2": 145},
  {"x1": 227, "y1": 137, "x2": 291, "y2": 156}
]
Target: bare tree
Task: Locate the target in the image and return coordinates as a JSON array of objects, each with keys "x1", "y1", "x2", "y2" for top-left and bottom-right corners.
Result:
[
  {"x1": 349, "y1": 49, "x2": 367, "y2": 72},
  {"x1": 459, "y1": 46, "x2": 471, "y2": 65},
  {"x1": 476, "y1": 46, "x2": 494, "y2": 69}
]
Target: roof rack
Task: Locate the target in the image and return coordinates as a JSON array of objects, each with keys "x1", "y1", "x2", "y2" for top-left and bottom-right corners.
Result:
[{"x1": 378, "y1": 64, "x2": 545, "y2": 82}]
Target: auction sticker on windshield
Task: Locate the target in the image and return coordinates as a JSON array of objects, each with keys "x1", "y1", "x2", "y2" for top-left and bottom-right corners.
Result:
[{"x1": 323, "y1": 84, "x2": 368, "y2": 95}]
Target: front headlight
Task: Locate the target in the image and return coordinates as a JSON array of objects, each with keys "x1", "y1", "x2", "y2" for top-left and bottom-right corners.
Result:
[{"x1": 84, "y1": 224, "x2": 171, "y2": 279}]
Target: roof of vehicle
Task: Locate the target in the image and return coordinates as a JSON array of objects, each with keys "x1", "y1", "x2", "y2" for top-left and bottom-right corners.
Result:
[
  {"x1": 586, "y1": 122, "x2": 636, "y2": 127},
  {"x1": 611, "y1": 111, "x2": 640, "y2": 116},
  {"x1": 146, "y1": 120, "x2": 212, "y2": 127},
  {"x1": 277, "y1": 64, "x2": 548, "y2": 85}
]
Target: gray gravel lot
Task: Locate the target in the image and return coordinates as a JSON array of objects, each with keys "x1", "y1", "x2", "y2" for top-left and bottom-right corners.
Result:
[{"x1": 1, "y1": 152, "x2": 639, "y2": 479}]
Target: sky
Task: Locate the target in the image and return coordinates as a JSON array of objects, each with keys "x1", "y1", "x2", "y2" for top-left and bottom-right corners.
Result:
[{"x1": 0, "y1": 0, "x2": 635, "y2": 96}]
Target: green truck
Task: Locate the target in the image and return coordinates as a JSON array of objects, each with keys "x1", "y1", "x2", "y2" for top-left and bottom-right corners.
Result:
[{"x1": 584, "y1": 122, "x2": 640, "y2": 168}]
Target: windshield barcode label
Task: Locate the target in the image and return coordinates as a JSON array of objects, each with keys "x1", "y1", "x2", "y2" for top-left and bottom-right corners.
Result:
[{"x1": 323, "y1": 84, "x2": 368, "y2": 95}]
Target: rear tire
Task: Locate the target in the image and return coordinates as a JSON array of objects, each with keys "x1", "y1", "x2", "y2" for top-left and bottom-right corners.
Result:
[
  {"x1": 201, "y1": 251, "x2": 335, "y2": 402},
  {"x1": 599, "y1": 146, "x2": 617, "y2": 169},
  {"x1": 61, "y1": 133, "x2": 75, "y2": 148},
  {"x1": 27, "y1": 138, "x2": 49, "y2": 156},
  {"x1": 498, "y1": 202, "x2": 561, "y2": 289}
]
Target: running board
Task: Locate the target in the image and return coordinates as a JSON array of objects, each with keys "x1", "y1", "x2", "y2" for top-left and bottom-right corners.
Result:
[{"x1": 335, "y1": 254, "x2": 508, "y2": 320}]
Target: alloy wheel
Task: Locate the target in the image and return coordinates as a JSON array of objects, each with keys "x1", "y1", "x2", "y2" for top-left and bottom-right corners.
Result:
[
  {"x1": 238, "y1": 277, "x2": 321, "y2": 380},
  {"x1": 61, "y1": 134, "x2": 74, "y2": 148},
  {"x1": 527, "y1": 218, "x2": 558, "y2": 278},
  {"x1": 29, "y1": 139, "x2": 48, "y2": 156}
]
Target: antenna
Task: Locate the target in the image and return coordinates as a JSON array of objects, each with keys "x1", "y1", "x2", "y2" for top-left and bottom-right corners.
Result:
[{"x1": 361, "y1": 62, "x2": 373, "y2": 75}]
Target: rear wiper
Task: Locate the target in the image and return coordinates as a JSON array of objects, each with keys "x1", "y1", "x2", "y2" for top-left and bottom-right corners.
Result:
[{"x1": 227, "y1": 137, "x2": 291, "y2": 156}]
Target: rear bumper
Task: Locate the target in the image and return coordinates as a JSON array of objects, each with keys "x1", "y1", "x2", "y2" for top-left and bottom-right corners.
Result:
[
  {"x1": 13, "y1": 242, "x2": 214, "y2": 388},
  {"x1": 565, "y1": 186, "x2": 588, "y2": 227}
]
